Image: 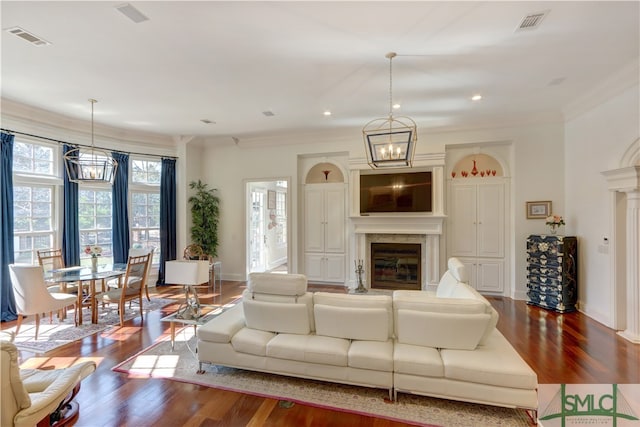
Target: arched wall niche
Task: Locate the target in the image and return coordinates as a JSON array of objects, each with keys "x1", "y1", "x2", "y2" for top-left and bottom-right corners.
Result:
[
  {"x1": 451, "y1": 153, "x2": 504, "y2": 179},
  {"x1": 305, "y1": 162, "x2": 345, "y2": 184},
  {"x1": 620, "y1": 137, "x2": 639, "y2": 167}
]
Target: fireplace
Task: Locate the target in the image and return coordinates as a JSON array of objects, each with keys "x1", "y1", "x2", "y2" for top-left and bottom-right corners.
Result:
[
  {"x1": 350, "y1": 216, "x2": 444, "y2": 291},
  {"x1": 370, "y1": 243, "x2": 421, "y2": 290}
]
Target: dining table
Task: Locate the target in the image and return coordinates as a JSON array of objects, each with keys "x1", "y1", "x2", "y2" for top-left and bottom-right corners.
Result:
[{"x1": 44, "y1": 263, "x2": 127, "y2": 324}]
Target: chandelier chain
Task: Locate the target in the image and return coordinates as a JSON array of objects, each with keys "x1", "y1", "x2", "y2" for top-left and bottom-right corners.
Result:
[{"x1": 389, "y1": 53, "x2": 393, "y2": 118}]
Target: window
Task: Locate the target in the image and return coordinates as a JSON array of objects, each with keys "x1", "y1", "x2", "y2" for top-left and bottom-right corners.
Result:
[
  {"x1": 275, "y1": 182, "x2": 287, "y2": 245},
  {"x1": 13, "y1": 185, "x2": 55, "y2": 264},
  {"x1": 79, "y1": 188, "x2": 113, "y2": 264},
  {"x1": 131, "y1": 158, "x2": 161, "y2": 264},
  {"x1": 12, "y1": 139, "x2": 58, "y2": 264}
]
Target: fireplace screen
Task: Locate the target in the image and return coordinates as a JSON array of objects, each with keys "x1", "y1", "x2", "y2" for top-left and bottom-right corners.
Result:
[{"x1": 370, "y1": 243, "x2": 421, "y2": 290}]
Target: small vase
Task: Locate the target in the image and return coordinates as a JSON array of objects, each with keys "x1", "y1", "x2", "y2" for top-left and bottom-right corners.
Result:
[
  {"x1": 548, "y1": 225, "x2": 558, "y2": 235},
  {"x1": 91, "y1": 257, "x2": 98, "y2": 272}
]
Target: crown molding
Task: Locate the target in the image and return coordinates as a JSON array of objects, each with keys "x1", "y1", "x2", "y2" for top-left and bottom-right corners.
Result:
[
  {"x1": 1, "y1": 98, "x2": 177, "y2": 154},
  {"x1": 564, "y1": 60, "x2": 640, "y2": 121}
]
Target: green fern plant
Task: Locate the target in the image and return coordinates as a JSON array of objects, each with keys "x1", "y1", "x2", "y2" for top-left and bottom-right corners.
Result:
[{"x1": 188, "y1": 180, "x2": 220, "y2": 257}]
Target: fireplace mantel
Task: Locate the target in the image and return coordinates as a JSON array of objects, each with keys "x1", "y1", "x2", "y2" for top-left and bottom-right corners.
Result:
[{"x1": 350, "y1": 214, "x2": 445, "y2": 235}]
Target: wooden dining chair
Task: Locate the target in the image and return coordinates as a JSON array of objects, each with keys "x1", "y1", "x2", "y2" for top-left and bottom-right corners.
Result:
[
  {"x1": 107, "y1": 247, "x2": 155, "y2": 301},
  {"x1": 130, "y1": 247, "x2": 155, "y2": 301},
  {"x1": 183, "y1": 244, "x2": 210, "y2": 261},
  {"x1": 8, "y1": 264, "x2": 78, "y2": 339},
  {"x1": 37, "y1": 248, "x2": 79, "y2": 294},
  {"x1": 94, "y1": 254, "x2": 151, "y2": 327}
]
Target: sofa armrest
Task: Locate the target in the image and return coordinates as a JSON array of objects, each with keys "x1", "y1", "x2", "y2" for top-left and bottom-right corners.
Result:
[{"x1": 197, "y1": 304, "x2": 246, "y2": 343}]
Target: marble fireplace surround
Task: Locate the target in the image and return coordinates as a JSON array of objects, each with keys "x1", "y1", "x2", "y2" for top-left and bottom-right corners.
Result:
[
  {"x1": 347, "y1": 154, "x2": 447, "y2": 291},
  {"x1": 351, "y1": 215, "x2": 444, "y2": 290}
]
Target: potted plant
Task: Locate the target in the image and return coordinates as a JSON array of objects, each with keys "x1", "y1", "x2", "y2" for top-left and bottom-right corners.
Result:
[{"x1": 188, "y1": 180, "x2": 220, "y2": 257}]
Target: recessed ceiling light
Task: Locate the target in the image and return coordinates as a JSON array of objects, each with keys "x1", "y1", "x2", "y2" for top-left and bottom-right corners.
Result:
[
  {"x1": 548, "y1": 77, "x2": 566, "y2": 86},
  {"x1": 323, "y1": 110, "x2": 332, "y2": 116},
  {"x1": 262, "y1": 110, "x2": 275, "y2": 117},
  {"x1": 392, "y1": 103, "x2": 401, "y2": 110},
  {"x1": 471, "y1": 94, "x2": 483, "y2": 101}
]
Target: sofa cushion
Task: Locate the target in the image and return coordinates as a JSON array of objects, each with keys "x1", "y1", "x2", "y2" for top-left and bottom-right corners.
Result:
[
  {"x1": 230, "y1": 327, "x2": 275, "y2": 356},
  {"x1": 247, "y1": 272, "x2": 307, "y2": 296},
  {"x1": 440, "y1": 330, "x2": 538, "y2": 390},
  {"x1": 348, "y1": 340, "x2": 394, "y2": 372},
  {"x1": 458, "y1": 285, "x2": 500, "y2": 345},
  {"x1": 242, "y1": 290, "x2": 315, "y2": 331},
  {"x1": 243, "y1": 299, "x2": 310, "y2": 334},
  {"x1": 266, "y1": 334, "x2": 349, "y2": 367},
  {"x1": 394, "y1": 343, "x2": 444, "y2": 377},
  {"x1": 396, "y1": 309, "x2": 491, "y2": 350},
  {"x1": 313, "y1": 292, "x2": 393, "y2": 338},
  {"x1": 314, "y1": 304, "x2": 389, "y2": 342}
]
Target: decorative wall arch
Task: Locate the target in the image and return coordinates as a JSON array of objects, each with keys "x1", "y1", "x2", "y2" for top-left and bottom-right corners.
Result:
[
  {"x1": 305, "y1": 162, "x2": 345, "y2": 184},
  {"x1": 450, "y1": 153, "x2": 504, "y2": 179},
  {"x1": 620, "y1": 137, "x2": 639, "y2": 167}
]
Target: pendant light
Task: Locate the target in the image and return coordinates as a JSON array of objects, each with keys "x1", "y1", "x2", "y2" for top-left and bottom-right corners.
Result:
[
  {"x1": 64, "y1": 99, "x2": 117, "y2": 184},
  {"x1": 362, "y1": 52, "x2": 417, "y2": 168}
]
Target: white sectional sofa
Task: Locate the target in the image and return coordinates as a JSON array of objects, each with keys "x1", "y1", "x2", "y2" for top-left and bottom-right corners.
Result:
[{"x1": 196, "y1": 259, "x2": 538, "y2": 413}]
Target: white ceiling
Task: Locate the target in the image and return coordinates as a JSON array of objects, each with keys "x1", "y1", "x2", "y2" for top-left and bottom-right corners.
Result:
[{"x1": 2, "y1": 1, "x2": 639, "y2": 144}]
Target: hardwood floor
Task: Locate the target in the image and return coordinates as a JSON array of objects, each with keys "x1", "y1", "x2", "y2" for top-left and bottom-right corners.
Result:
[{"x1": 2, "y1": 282, "x2": 638, "y2": 426}]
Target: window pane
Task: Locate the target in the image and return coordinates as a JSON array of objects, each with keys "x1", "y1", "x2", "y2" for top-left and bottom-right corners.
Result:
[
  {"x1": 12, "y1": 180, "x2": 54, "y2": 263},
  {"x1": 131, "y1": 159, "x2": 162, "y2": 184},
  {"x1": 131, "y1": 189, "x2": 161, "y2": 262},
  {"x1": 12, "y1": 141, "x2": 54, "y2": 175},
  {"x1": 79, "y1": 188, "x2": 112, "y2": 260}
]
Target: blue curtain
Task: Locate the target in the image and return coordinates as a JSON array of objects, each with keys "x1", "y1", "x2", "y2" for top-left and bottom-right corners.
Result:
[
  {"x1": 1, "y1": 132, "x2": 17, "y2": 321},
  {"x1": 158, "y1": 157, "x2": 176, "y2": 285},
  {"x1": 62, "y1": 145, "x2": 80, "y2": 267},
  {"x1": 111, "y1": 152, "x2": 130, "y2": 264}
]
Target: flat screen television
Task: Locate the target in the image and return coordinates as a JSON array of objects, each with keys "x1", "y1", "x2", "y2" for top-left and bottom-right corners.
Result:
[{"x1": 360, "y1": 171, "x2": 432, "y2": 214}]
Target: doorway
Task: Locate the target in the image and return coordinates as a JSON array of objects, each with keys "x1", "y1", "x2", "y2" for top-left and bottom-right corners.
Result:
[{"x1": 246, "y1": 179, "x2": 289, "y2": 276}]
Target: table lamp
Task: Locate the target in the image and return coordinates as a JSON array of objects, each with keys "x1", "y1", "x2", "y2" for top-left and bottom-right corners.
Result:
[{"x1": 165, "y1": 260, "x2": 210, "y2": 319}]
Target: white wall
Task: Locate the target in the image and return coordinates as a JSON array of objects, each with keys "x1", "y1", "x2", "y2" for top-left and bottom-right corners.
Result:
[
  {"x1": 199, "y1": 122, "x2": 567, "y2": 294},
  {"x1": 202, "y1": 138, "x2": 364, "y2": 280},
  {"x1": 422, "y1": 123, "x2": 565, "y2": 299},
  {"x1": 565, "y1": 84, "x2": 640, "y2": 327}
]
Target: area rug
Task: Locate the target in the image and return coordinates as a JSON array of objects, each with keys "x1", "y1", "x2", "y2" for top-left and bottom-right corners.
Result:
[
  {"x1": 113, "y1": 331, "x2": 531, "y2": 427},
  {"x1": 7, "y1": 297, "x2": 175, "y2": 354}
]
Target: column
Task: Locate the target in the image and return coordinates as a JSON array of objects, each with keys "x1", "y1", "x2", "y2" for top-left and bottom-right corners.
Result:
[{"x1": 619, "y1": 190, "x2": 640, "y2": 343}]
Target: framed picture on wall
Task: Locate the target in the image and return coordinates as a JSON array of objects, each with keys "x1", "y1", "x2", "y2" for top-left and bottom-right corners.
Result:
[
  {"x1": 526, "y1": 201, "x2": 551, "y2": 219},
  {"x1": 267, "y1": 190, "x2": 276, "y2": 209}
]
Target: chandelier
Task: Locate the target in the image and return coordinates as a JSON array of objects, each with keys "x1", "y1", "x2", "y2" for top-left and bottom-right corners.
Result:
[
  {"x1": 64, "y1": 99, "x2": 117, "y2": 184},
  {"x1": 363, "y1": 52, "x2": 417, "y2": 168}
]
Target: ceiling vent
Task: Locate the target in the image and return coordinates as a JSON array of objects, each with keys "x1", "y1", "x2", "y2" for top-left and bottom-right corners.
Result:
[
  {"x1": 5, "y1": 27, "x2": 51, "y2": 46},
  {"x1": 116, "y1": 3, "x2": 149, "y2": 23},
  {"x1": 516, "y1": 10, "x2": 549, "y2": 31}
]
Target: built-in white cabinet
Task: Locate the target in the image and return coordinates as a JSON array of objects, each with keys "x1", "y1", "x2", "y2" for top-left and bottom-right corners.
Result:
[
  {"x1": 449, "y1": 182, "x2": 505, "y2": 293},
  {"x1": 304, "y1": 183, "x2": 345, "y2": 283}
]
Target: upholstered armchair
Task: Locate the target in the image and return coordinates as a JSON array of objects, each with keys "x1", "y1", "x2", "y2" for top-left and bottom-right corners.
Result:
[
  {"x1": 0, "y1": 339, "x2": 96, "y2": 427},
  {"x1": 9, "y1": 264, "x2": 78, "y2": 339}
]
